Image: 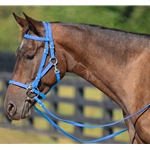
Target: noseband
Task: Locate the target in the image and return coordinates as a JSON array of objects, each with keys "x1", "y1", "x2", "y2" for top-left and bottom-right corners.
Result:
[
  {"x1": 8, "y1": 21, "x2": 150, "y2": 143},
  {"x1": 9, "y1": 22, "x2": 60, "y2": 102}
]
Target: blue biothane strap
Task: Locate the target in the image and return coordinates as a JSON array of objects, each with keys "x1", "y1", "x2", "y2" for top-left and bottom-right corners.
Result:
[
  {"x1": 9, "y1": 80, "x2": 46, "y2": 99},
  {"x1": 9, "y1": 80, "x2": 28, "y2": 89},
  {"x1": 33, "y1": 96, "x2": 150, "y2": 143},
  {"x1": 34, "y1": 105, "x2": 127, "y2": 144},
  {"x1": 24, "y1": 34, "x2": 49, "y2": 42},
  {"x1": 34, "y1": 97, "x2": 150, "y2": 128}
]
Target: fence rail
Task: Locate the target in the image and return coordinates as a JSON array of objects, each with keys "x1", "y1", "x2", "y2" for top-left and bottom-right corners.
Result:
[{"x1": 0, "y1": 52, "x2": 129, "y2": 144}]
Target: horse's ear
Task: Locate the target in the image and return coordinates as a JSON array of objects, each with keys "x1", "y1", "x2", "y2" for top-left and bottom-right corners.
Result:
[
  {"x1": 12, "y1": 12, "x2": 27, "y2": 28},
  {"x1": 23, "y1": 12, "x2": 43, "y2": 36}
]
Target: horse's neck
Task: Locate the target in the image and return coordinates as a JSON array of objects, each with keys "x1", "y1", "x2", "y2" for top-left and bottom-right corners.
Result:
[{"x1": 53, "y1": 23, "x2": 150, "y2": 114}]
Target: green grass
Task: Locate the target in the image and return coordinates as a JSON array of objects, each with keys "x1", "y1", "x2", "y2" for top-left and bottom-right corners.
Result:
[
  {"x1": 0, "y1": 126, "x2": 76, "y2": 144},
  {"x1": 0, "y1": 127, "x2": 57, "y2": 144}
]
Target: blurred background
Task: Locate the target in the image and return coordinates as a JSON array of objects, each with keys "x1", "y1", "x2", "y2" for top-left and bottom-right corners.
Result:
[
  {"x1": 0, "y1": 5, "x2": 150, "y2": 144},
  {"x1": 1, "y1": 6, "x2": 150, "y2": 52}
]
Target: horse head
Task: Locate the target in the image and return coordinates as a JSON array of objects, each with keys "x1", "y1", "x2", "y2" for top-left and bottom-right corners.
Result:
[{"x1": 4, "y1": 13, "x2": 67, "y2": 120}]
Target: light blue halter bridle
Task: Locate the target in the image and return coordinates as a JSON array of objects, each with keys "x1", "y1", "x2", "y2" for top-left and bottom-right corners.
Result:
[
  {"x1": 9, "y1": 21, "x2": 150, "y2": 143},
  {"x1": 9, "y1": 22, "x2": 60, "y2": 100}
]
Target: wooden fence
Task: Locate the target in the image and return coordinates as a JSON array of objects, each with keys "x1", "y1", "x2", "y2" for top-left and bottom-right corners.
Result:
[{"x1": 0, "y1": 52, "x2": 130, "y2": 144}]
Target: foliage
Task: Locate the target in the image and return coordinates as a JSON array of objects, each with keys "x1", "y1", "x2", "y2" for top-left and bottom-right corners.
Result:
[{"x1": 0, "y1": 6, "x2": 150, "y2": 52}]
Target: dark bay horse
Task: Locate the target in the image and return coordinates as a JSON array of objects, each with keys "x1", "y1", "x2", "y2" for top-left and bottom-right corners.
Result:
[{"x1": 4, "y1": 13, "x2": 150, "y2": 143}]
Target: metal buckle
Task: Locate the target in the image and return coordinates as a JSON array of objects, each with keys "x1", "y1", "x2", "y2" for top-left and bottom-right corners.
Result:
[
  {"x1": 26, "y1": 85, "x2": 40, "y2": 102},
  {"x1": 49, "y1": 57, "x2": 58, "y2": 65}
]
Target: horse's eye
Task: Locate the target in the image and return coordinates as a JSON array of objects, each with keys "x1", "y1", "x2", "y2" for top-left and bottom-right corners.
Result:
[{"x1": 26, "y1": 55, "x2": 34, "y2": 60}]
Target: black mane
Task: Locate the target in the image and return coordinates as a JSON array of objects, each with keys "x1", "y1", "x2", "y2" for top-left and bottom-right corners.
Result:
[{"x1": 52, "y1": 21, "x2": 150, "y2": 38}]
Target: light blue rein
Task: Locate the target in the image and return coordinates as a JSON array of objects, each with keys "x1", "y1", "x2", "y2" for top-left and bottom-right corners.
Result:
[{"x1": 9, "y1": 21, "x2": 150, "y2": 143}]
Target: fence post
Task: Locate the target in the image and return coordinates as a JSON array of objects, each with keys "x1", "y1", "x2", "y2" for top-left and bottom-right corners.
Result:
[
  {"x1": 50, "y1": 86, "x2": 59, "y2": 141},
  {"x1": 102, "y1": 95, "x2": 113, "y2": 138},
  {"x1": 74, "y1": 87, "x2": 84, "y2": 139}
]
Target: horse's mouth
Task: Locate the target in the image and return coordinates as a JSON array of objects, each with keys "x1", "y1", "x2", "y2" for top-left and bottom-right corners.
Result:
[{"x1": 21, "y1": 100, "x2": 35, "y2": 119}]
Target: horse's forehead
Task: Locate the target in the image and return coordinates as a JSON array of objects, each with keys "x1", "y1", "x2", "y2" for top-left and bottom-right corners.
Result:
[
  {"x1": 20, "y1": 38, "x2": 26, "y2": 49},
  {"x1": 19, "y1": 38, "x2": 34, "y2": 50},
  {"x1": 17, "y1": 38, "x2": 30, "y2": 54}
]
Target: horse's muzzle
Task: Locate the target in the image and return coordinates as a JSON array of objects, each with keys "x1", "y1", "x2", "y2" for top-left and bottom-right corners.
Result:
[{"x1": 5, "y1": 100, "x2": 33, "y2": 120}]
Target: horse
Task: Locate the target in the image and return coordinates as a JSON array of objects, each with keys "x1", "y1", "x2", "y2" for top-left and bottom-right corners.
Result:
[{"x1": 4, "y1": 12, "x2": 150, "y2": 144}]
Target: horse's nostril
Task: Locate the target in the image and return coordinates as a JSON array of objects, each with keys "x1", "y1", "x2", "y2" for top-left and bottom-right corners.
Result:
[{"x1": 7, "y1": 103, "x2": 16, "y2": 116}]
